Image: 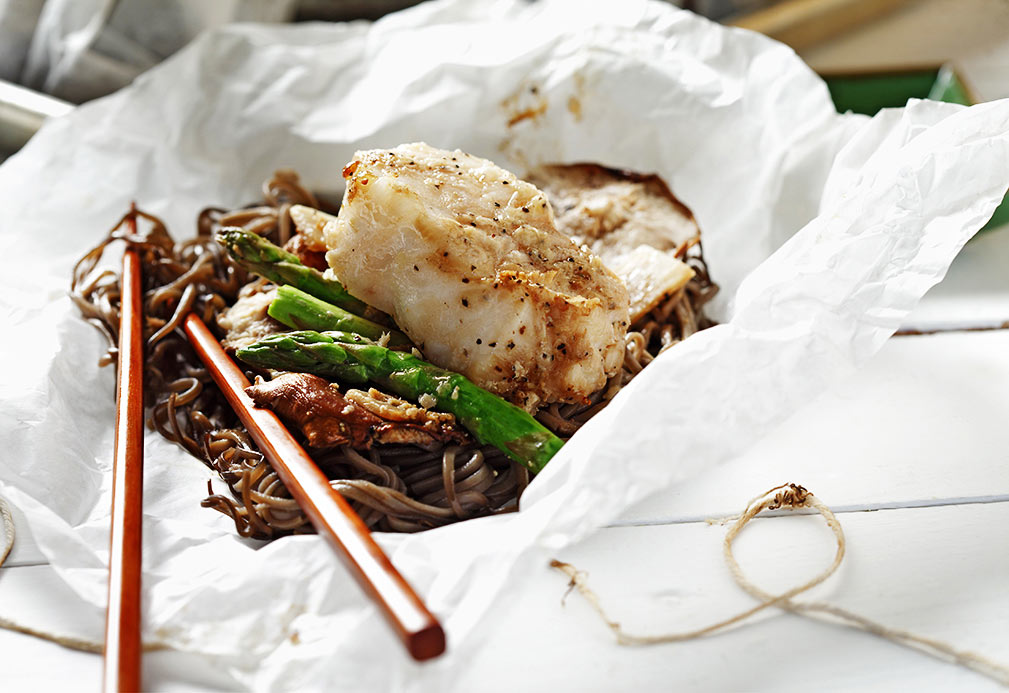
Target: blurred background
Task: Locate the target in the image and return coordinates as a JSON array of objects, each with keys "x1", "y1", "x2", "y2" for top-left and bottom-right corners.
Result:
[{"x1": 3, "y1": 0, "x2": 1009, "y2": 162}]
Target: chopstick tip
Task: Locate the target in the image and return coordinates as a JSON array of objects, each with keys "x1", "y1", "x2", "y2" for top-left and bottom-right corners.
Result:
[{"x1": 409, "y1": 623, "x2": 447, "y2": 662}]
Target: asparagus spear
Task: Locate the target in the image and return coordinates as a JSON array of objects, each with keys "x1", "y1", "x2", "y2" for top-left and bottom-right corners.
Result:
[
  {"x1": 216, "y1": 227, "x2": 369, "y2": 316},
  {"x1": 236, "y1": 331, "x2": 565, "y2": 472},
  {"x1": 268, "y1": 285, "x2": 411, "y2": 347}
]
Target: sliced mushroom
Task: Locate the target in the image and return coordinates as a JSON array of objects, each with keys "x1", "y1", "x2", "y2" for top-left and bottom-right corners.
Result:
[
  {"x1": 246, "y1": 373, "x2": 468, "y2": 449},
  {"x1": 282, "y1": 232, "x2": 330, "y2": 271}
]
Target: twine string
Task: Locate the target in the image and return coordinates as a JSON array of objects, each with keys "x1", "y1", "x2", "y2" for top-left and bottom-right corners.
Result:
[
  {"x1": 3, "y1": 486, "x2": 1008, "y2": 683},
  {"x1": 552, "y1": 483, "x2": 1009, "y2": 687}
]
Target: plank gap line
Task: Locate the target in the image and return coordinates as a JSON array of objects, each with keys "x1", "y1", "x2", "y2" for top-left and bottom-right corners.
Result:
[{"x1": 607, "y1": 494, "x2": 1009, "y2": 528}]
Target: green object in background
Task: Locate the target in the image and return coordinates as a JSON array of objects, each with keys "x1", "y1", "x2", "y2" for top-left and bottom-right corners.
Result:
[
  {"x1": 822, "y1": 64, "x2": 973, "y2": 115},
  {"x1": 927, "y1": 65, "x2": 972, "y2": 107},
  {"x1": 824, "y1": 67, "x2": 942, "y2": 115},
  {"x1": 822, "y1": 64, "x2": 1007, "y2": 233},
  {"x1": 983, "y1": 192, "x2": 1009, "y2": 231}
]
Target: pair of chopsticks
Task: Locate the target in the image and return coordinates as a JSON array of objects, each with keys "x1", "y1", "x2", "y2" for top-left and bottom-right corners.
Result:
[
  {"x1": 103, "y1": 212, "x2": 444, "y2": 691},
  {"x1": 183, "y1": 313, "x2": 446, "y2": 660}
]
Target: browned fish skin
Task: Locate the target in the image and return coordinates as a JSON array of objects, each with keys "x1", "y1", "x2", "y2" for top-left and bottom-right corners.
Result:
[{"x1": 324, "y1": 143, "x2": 630, "y2": 412}]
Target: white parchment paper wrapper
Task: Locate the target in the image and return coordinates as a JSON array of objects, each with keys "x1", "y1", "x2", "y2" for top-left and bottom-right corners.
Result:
[{"x1": 2, "y1": 1, "x2": 1009, "y2": 690}]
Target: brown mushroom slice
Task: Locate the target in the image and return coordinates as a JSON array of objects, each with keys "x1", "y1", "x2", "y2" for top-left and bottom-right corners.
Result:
[
  {"x1": 245, "y1": 373, "x2": 468, "y2": 449},
  {"x1": 246, "y1": 372, "x2": 379, "y2": 448},
  {"x1": 282, "y1": 232, "x2": 330, "y2": 271}
]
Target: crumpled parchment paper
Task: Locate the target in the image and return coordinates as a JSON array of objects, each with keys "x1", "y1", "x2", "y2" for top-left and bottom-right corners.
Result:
[{"x1": 2, "y1": 0, "x2": 1009, "y2": 690}]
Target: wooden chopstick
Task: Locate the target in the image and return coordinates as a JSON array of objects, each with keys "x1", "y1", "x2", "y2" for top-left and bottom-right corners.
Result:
[
  {"x1": 103, "y1": 210, "x2": 145, "y2": 692},
  {"x1": 183, "y1": 313, "x2": 447, "y2": 661}
]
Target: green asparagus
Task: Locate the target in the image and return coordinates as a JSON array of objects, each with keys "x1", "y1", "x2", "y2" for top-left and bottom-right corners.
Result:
[
  {"x1": 236, "y1": 330, "x2": 565, "y2": 472},
  {"x1": 216, "y1": 227, "x2": 369, "y2": 316},
  {"x1": 268, "y1": 285, "x2": 411, "y2": 347}
]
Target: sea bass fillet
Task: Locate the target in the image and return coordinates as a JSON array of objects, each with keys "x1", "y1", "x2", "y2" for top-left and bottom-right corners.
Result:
[{"x1": 316, "y1": 143, "x2": 630, "y2": 412}]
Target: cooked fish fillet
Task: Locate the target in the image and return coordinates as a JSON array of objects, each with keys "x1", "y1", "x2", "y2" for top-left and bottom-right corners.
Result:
[
  {"x1": 217, "y1": 285, "x2": 283, "y2": 350},
  {"x1": 526, "y1": 164, "x2": 699, "y2": 322},
  {"x1": 323, "y1": 142, "x2": 630, "y2": 411}
]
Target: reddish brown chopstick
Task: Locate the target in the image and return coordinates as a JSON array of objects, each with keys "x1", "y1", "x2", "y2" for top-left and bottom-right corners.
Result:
[
  {"x1": 183, "y1": 313, "x2": 446, "y2": 661},
  {"x1": 103, "y1": 214, "x2": 145, "y2": 692}
]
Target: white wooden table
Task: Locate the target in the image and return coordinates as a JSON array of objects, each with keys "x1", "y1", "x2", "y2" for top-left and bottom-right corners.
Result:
[
  {"x1": 5, "y1": 4, "x2": 1009, "y2": 685},
  {"x1": 3, "y1": 227, "x2": 1008, "y2": 692}
]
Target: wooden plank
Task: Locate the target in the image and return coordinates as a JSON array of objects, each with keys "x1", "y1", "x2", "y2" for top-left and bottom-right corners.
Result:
[
  {"x1": 902, "y1": 226, "x2": 1009, "y2": 332},
  {"x1": 2, "y1": 503, "x2": 1006, "y2": 690},
  {"x1": 0, "y1": 628, "x2": 100, "y2": 691},
  {"x1": 0, "y1": 566, "x2": 105, "y2": 677},
  {"x1": 730, "y1": 0, "x2": 912, "y2": 52},
  {"x1": 0, "y1": 497, "x2": 47, "y2": 567},
  {"x1": 619, "y1": 330, "x2": 1009, "y2": 525},
  {"x1": 801, "y1": 0, "x2": 1009, "y2": 77},
  {"x1": 458, "y1": 502, "x2": 1009, "y2": 692}
]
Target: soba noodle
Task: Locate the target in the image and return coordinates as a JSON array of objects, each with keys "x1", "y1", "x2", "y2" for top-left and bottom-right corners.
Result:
[{"x1": 70, "y1": 171, "x2": 717, "y2": 538}]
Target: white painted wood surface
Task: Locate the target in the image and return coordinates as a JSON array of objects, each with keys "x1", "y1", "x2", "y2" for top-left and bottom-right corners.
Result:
[
  {"x1": 902, "y1": 228, "x2": 1009, "y2": 331},
  {"x1": 458, "y1": 502, "x2": 1009, "y2": 693},
  {"x1": 618, "y1": 329, "x2": 1009, "y2": 525},
  {"x1": 3, "y1": 502, "x2": 1007, "y2": 691},
  {"x1": 3, "y1": 497, "x2": 45, "y2": 567}
]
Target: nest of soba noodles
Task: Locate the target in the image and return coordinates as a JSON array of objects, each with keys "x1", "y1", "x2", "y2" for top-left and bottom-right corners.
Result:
[{"x1": 70, "y1": 170, "x2": 718, "y2": 538}]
